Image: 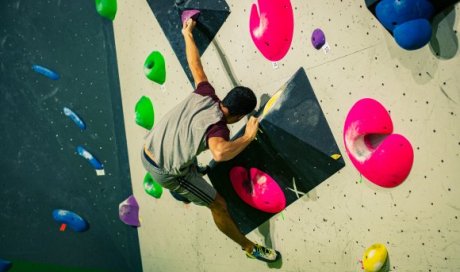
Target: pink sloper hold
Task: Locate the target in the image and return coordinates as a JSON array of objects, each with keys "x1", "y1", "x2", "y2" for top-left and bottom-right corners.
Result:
[
  {"x1": 249, "y1": 0, "x2": 294, "y2": 62},
  {"x1": 181, "y1": 9, "x2": 200, "y2": 24},
  {"x1": 229, "y1": 166, "x2": 286, "y2": 213},
  {"x1": 343, "y1": 98, "x2": 414, "y2": 188}
]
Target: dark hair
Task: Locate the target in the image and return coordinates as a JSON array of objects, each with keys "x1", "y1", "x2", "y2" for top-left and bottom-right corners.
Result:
[{"x1": 222, "y1": 86, "x2": 257, "y2": 116}]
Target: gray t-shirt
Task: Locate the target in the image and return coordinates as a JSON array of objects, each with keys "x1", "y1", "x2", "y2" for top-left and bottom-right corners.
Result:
[{"x1": 144, "y1": 82, "x2": 229, "y2": 175}]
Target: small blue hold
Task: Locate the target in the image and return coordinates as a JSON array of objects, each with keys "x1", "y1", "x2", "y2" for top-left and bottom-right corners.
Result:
[
  {"x1": 52, "y1": 209, "x2": 89, "y2": 232},
  {"x1": 0, "y1": 258, "x2": 12, "y2": 272},
  {"x1": 394, "y1": 19, "x2": 432, "y2": 50},
  {"x1": 63, "y1": 107, "x2": 86, "y2": 130},
  {"x1": 32, "y1": 64, "x2": 60, "y2": 80},
  {"x1": 76, "y1": 145, "x2": 104, "y2": 170}
]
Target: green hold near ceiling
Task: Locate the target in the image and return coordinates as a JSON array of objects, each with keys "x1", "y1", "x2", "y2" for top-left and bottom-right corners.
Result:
[
  {"x1": 143, "y1": 172, "x2": 163, "y2": 199},
  {"x1": 144, "y1": 51, "x2": 166, "y2": 85},
  {"x1": 135, "y1": 96, "x2": 154, "y2": 130},
  {"x1": 95, "y1": 0, "x2": 117, "y2": 20}
]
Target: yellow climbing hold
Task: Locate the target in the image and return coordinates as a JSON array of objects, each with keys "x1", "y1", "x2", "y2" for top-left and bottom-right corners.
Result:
[
  {"x1": 362, "y1": 243, "x2": 388, "y2": 272},
  {"x1": 331, "y1": 154, "x2": 341, "y2": 160},
  {"x1": 262, "y1": 89, "x2": 283, "y2": 116}
]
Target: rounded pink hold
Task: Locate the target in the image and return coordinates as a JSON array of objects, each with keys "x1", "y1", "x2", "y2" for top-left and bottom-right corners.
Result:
[
  {"x1": 229, "y1": 167, "x2": 286, "y2": 213},
  {"x1": 181, "y1": 10, "x2": 200, "y2": 24},
  {"x1": 249, "y1": 0, "x2": 294, "y2": 62},
  {"x1": 343, "y1": 98, "x2": 414, "y2": 188}
]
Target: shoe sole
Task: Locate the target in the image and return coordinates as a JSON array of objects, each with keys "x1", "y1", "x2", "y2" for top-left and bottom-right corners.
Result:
[{"x1": 247, "y1": 250, "x2": 281, "y2": 263}]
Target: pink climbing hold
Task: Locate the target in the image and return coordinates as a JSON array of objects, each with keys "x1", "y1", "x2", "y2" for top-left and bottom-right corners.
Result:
[
  {"x1": 181, "y1": 9, "x2": 200, "y2": 24},
  {"x1": 343, "y1": 98, "x2": 414, "y2": 188},
  {"x1": 249, "y1": 0, "x2": 294, "y2": 62},
  {"x1": 229, "y1": 166, "x2": 286, "y2": 213}
]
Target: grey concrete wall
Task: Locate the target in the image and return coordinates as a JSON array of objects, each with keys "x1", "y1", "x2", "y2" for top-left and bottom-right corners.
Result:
[{"x1": 113, "y1": 0, "x2": 460, "y2": 271}]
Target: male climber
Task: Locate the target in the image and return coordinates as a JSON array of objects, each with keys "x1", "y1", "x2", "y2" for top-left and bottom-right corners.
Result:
[{"x1": 140, "y1": 18, "x2": 280, "y2": 263}]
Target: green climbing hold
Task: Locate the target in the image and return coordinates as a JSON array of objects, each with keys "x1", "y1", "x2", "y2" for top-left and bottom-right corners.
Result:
[
  {"x1": 135, "y1": 96, "x2": 154, "y2": 130},
  {"x1": 144, "y1": 51, "x2": 166, "y2": 85},
  {"x1": 143, "y1": 172, "x2": 163, "y2": 199},
  {"x1": 95, "y1": 0, "x2": 117, "y2": 21}
]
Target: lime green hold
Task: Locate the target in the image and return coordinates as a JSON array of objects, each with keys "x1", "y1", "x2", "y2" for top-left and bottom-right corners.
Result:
[
  {"x1": 143, "y1": 172, "x2": 163, "y2": 199},
  {"x1": 95, "y1": 0, "x2": 117, "y2": 21},
  {"x1": 135, "y1": 96, "x2": 154, "y2": 130},
  {"x1": 144, "y1": 51, "x2": 166, "y2": 85}
]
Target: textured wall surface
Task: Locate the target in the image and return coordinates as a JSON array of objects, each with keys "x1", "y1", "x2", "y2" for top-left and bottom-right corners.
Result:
[
  {"x1": 0, "y1": 1, "x2": 141, "y2": 271},
  {"x1": 113, "y1": 0, "x2": 460, "y2": 271}
]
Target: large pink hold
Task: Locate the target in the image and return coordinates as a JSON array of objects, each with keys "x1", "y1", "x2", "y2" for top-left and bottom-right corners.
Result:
[
  {"x1": 229, "y1": 167, "x2": 286, "y2": 213},
  {"x1": 249, "y1": 0, "x2": 294, "y2": 62},
  {"x1": 343, "y1": 98, "x2": 414, "y2": 188}
]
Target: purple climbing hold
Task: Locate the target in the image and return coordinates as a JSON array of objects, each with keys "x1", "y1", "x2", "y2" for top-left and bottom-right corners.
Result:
[
  {"x1": 181, "y1": 9, "x2": 200, "y2": 24},
  {"x1": 119, "y1": 195, "x2": 140, "y2": 227},
  {"x1": 311, "y1": 28, "x2": 326, "y2": 49}
]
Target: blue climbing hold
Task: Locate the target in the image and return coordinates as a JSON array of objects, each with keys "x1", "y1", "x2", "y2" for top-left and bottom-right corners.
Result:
[
  {"x1": 32, "y1": 64, "x2": 60, "y2": 80},
  {"x1": 52, "y1": 209, "x2": 89, "y2": 232},
  {"x1": 76, "y1": 145, "x2": 103, "y2": 170},
  {"x1": 394, "y1": 19, "x2": 432, "y2": 50},
  {"x1": 0, "y1": 258, "x2": 12, "y2": 272},
  {"x1": 375, "y1": 0, "x2": 434, "y2": 31},
  {"x1": 63, "y1": 107, "x2": 86, "y2": 130}
]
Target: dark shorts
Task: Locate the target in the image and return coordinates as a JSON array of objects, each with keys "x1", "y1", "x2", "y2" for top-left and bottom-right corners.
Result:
[{"x1": 140, "y1": 148, "x2": 217, "y2": 206}]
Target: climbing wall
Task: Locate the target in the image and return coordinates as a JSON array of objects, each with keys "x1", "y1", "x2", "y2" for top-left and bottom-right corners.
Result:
[
  {"x1": 113, "y1": 0, "x2": 460, "y2": 270},
  {"x1": 0, "y1": 0, "x2": 142, "y2": 271},
  {"x1": 145, "y1": 0, "x2": 231, "y2": 86},
  {"x1": 1, "y1": 0, "x2": 458, "y2": 271},
  {"x1": 207, "y1": 68, "x2": 346, "y2": 235}
]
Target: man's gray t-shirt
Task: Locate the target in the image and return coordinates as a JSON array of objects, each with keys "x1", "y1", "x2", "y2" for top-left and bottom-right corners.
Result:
[{"x1": 144, "y1": 82, "x2": 230, "y2": 176}]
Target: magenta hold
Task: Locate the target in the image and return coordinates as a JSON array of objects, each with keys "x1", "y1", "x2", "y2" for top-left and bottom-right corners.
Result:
[
  {"x1": 249, "y1": 0, "x2": 294, "y2": 61},
  {"x1": 229, "y1": 167, "x2": 285, "y2": 213},
  {"x1": 343, "y1": 98, "x2": 414, "y2": 188}
]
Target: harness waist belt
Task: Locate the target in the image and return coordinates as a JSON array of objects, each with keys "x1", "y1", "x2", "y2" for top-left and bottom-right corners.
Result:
[{"x1": 143, "y1": 149, "x2": 159, "y2": 168}]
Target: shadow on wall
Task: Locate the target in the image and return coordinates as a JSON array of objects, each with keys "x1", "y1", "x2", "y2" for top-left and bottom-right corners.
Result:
[
  {"x1": 257, "y1": 220, "x2": 283, "y2": 269},
  {"x1": 256, "y1": 93, "x2": 323, "y2": 202},
  {"x1": 385, "y1": 29, "x2": 439, "y2": 84},
  {"x1": 381, "y1": 254, "x2": 391, "y2": 272},
  {"x1": 211, "y1": 38, "x2": 240, "y2": 87},
  {"x1": 430, "y1": 7, "x2": 459, "y2": 60},
  {"x1": 385, "y1": 5, "x2": 458, "y2": 83},
  {"x1": 259, "y1": 93, "x2": 271, "y2": 111}
]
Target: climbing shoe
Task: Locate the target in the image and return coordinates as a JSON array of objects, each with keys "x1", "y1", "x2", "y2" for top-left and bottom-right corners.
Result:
[{"x1": 246, "y1": 244, "x2": 280, "y2": 263}]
